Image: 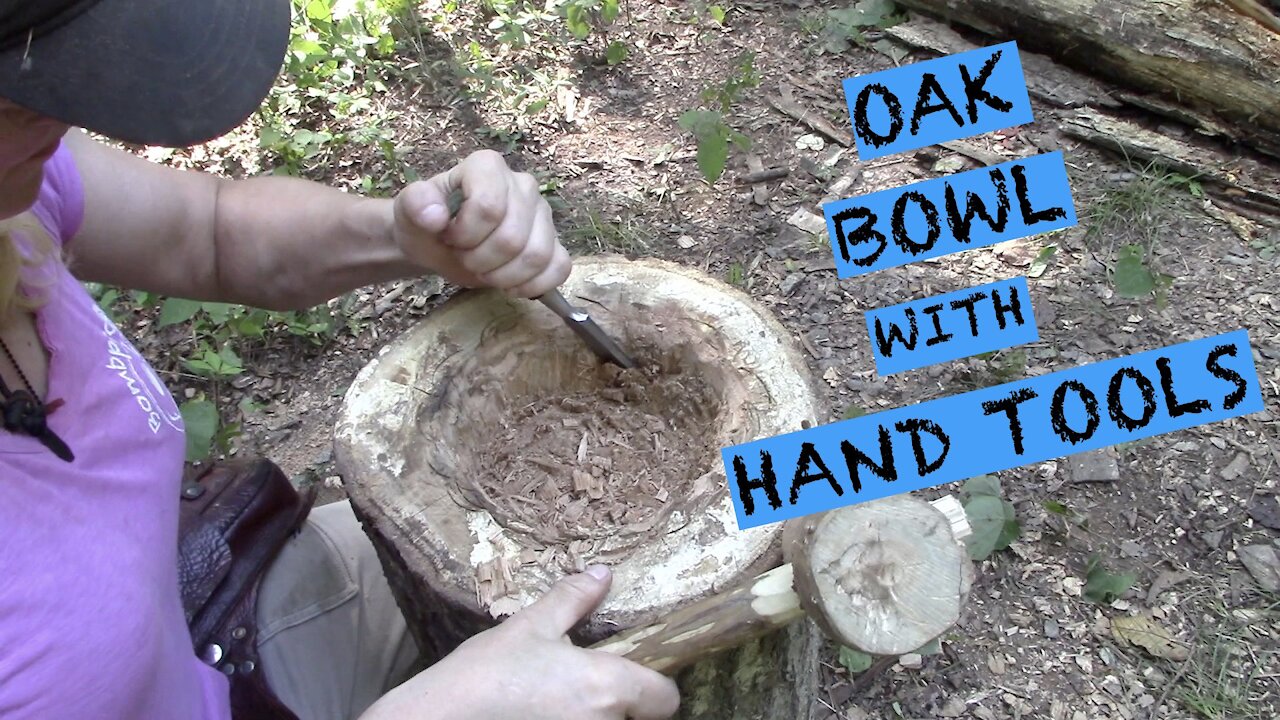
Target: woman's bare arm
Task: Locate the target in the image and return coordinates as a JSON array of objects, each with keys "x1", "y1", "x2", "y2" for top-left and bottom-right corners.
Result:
[{"x1": 63, "y1": 130, "x2": 568, "y2": 310}]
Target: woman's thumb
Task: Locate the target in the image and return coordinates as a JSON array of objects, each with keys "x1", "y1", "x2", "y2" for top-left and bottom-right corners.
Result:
[
  {"x1": 514, "y1": 565, "x2": 612, "y2": 638},
  {"x1": 394, "y1": 180, "x2": 453, "y2": 235}
]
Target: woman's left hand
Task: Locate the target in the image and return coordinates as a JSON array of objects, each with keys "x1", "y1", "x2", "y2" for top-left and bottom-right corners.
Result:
[{"x1": 390, "y1": 149, "x2": 571, "y2": 298}]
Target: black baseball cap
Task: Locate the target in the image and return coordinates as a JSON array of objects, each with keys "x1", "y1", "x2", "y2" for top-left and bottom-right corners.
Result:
[{"x1": 0, "y1": 0, "x2": 290, "y2": 147}]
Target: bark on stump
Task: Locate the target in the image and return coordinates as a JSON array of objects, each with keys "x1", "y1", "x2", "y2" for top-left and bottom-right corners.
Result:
[{"x1": 896, "y1": 0, "x2": 1280, "y2": 159}]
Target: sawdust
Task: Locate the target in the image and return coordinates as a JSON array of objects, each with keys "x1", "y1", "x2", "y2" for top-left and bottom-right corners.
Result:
[
  {"x1": 441, "y1": 302, "x2": 729, "y2": 574},
  {"x1": 466, "y1": 347, "x2": 721, "y2": 569}
]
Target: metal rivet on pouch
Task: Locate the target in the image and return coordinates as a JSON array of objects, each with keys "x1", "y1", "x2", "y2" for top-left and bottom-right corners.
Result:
[
  {"x1": 201, "y1": 644, "x2": 223, "y2": 665},
  {"x1": 231, "y1": 626, "x2": 247, "y2": 640},
  {"x1": 220, "y1": 663, "x2": 235, "y2": 676},
  {"x1": 239, "y1": 661, "x2": 256, "y2": 674}
]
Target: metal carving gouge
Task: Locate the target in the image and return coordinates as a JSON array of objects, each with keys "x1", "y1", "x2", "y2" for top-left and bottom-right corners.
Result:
[{"x1": 444, "y1": 188, "x2": 637, "y2": 369}]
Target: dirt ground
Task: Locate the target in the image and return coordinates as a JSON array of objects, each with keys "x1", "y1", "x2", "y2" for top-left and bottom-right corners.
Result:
[{"x1": 127, "y1": 1, "x2": 1280, "y2": 718}]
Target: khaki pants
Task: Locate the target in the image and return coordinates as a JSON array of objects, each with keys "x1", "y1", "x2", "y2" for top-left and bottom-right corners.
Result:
[{"x1": 254, "y1": 500, "x2": 420, "y2": 720}]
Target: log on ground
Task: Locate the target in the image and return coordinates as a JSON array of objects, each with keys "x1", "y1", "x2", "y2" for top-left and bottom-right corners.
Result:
[{"x1": 896, "y1": 0, "x2": 1280, "y2": 159}]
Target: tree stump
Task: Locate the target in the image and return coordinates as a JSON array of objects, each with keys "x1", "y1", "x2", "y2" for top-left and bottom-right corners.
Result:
[
  {"x1": 335, "y1": 256, "x2": 827, "y2": 717},
  {"x1": 334, "y1": 256, "x2": 964, "y2": 719}
]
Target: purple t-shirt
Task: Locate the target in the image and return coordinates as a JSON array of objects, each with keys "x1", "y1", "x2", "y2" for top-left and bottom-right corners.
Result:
[{"x1": 0, "y1": 142, "x2": 231, "y2": 719}]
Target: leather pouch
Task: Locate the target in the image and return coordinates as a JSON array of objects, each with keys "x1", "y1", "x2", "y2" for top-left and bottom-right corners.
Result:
[{"x1": 178, "y1": 458, "x2": 318, "y2": 720}]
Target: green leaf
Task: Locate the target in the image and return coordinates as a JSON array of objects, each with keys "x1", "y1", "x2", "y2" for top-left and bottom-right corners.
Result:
[
  {"x1": 838, "y1": 645, "x2": 873, "y2": 673},
  {"x1": 914, "y1": 638, "x2": 942, "y2": 656},
  {"x1": 695, "y1": 130, "x2": 730, "y2": 184},
  {"x1": 605, "y1": 41, "x2": 628, "y2": 65},
  {"x1": 709, "y1": 5, "x2": 727, "y2": 23},
  {"x1": 842, "y1": 404, "x2": 866, "y2": 420},
  {"x1": 677, "y1": 109, "x2": 723, "y2": 138},
  {"x1": 962, "y1": 494, "x2": 1019, "y2": 560},
  {"x1": 213, "y1": 421, "x2": 243, "y2": 454},
  {"x1": 1114, "y1": 244, "x2": 1156, "y2": 298},
  {"x1": 291, "y1": 39, "x2": 327, "y2": 58},
  {"x1": 305, "y1": 0, "x2": 332, "y2": 22},
  {"x1": 232, "y1": 311, "x2": 266, "y2": 339},
  {"x1": 96, "y1": 288, "x2": 119, "y2": 313},
  {"x1": 995, "y1": 508, "x2": 1021, "y2": 549},
  {"x1": 1084, "y1": 555, "x2": 1136, "y2": 604},
  {"x1": 961, "y1": 474, "x2": 1002, "y2": 500},
  {"x1": 158, "y1": 298, "x2": 202, "y2": 327},
  {"x1": 1028, "y1": 244, "x2": 1057, "y2": 278},
  {"x1": 565, "y1": 6, "x2": 591, "y2": 38},
  {"x1": 217, "y1": 346, "x2": 245, "y2": 376},
  {"x1": 601, "y1": 0, "x2": 620, "y2": 24},
  {"x1": 180, "y1": 399, "x2": 218, "y2": 462},
  {"x1": 200, "y1": 302, "x2": 237, "y2": 325},
  {"x1": 1043, "y1": 499, "x2": 1071, "y2": 515}
]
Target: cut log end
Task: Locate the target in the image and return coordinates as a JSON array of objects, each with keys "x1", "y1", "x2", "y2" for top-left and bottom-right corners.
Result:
[{"x1": 784, "y1": 495, "x2": 970, "y2": 656}]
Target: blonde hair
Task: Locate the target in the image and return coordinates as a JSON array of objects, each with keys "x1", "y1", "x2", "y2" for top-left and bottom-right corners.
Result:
[{"x1": 0, "y1": 212, "x2": 59, "y2": 318}]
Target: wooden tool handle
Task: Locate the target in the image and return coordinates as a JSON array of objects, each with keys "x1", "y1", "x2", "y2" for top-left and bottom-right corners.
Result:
[{"x1": 588, "y1": 564, "x2": 803, "y2": 675}]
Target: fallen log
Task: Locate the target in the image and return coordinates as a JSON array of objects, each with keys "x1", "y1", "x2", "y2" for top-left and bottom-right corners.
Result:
[
  {"x1": 1060, "y1": 108, "x2": 1280, "y2": 214},
  {"x1": 895, "y1": 0, "x2": 1280, "y2": 160}
]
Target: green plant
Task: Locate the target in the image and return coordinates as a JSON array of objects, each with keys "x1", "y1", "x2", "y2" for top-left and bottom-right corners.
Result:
[
  {"x1": 156, "y1": 299, "x2": 336, "y2": 349},
  {"x1": 1085, "y1": 160, "x2": 1202, "y2": 238},
  {"x1": 561, "y1": 0, "x2": 621, "y2": 39},
  {"x1": 179, "y1": 395, "x2": 244, "y2": 462},
  {"x1": 837, "y1": 645, "x2": 873, "y2": 673},
  {"x1": 90, "y1": 291, "x2": 347, "y2": 462},
  {"x1": 257, "y1": 0, "x2": 405, "y2": 175},
  {"x1": 183, "y1": 344, "x2": 245, "y2": 380},
  {"x1": 976, "y1": 348, "x2": 1027, "y2": 383},
  {"x1": 725, "y1": 262, "x2": 745, "y2": 286},
  {"x1": 562, "y1": 208, "x2": 648, "y2": 254},
  {"x1": 179, "y1": 398, "x2": 220, "y2": 462},
  {"x1": 1028, "y1": 244, "x2": 1056, "y2": 278},
  {"x1": 841, "y1": 404, "x2": 867, "y2": 420},
  {"x1": 960, "y1": 475, "x2": 1020, "y2": 560},
  {"x1": 1083, "y1": 553, "x2": 1136, "y2": 604},
  {"x1": 1175, "y1": 603, "x2": 1280, "y2": 720},
  {"x1": 1249, "y1": 233, "x2": 1279, "y2": 260},
  {"x1": 810, "y1": 0, "x2": 906, "y2": 54},
  {"x1": 678, "y1": 52, "x2": 759, "y2": 183},
  {"x1": 1112, "y1": 243, "x2": 1173, "y2": 304}
]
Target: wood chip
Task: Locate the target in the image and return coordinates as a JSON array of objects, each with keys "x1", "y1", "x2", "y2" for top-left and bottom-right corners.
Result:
[
  {"x1": 786, "y1": 208, "x2": 827, "y2": 236},
  {"x1": 1247, "y1": 494, "x2": 1280, "y2": 530},
  {"x1": 939, "y1": 139, "x2": 1008, "y2": 167},
  {"x1": 1238, "y1": 544, "x2": 1280, "y2": 591},
  {"x1": 766, "y1": 88, "x2": 852, "y2": 148},
  {"x1": 1221, "y1": 452, "x2": 1251, "y2": 480}
]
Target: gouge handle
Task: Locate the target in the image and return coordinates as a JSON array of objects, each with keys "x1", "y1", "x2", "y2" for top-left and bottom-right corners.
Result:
[{"x1": 446, "y1": 189, "x2": 571, "y2": 312}]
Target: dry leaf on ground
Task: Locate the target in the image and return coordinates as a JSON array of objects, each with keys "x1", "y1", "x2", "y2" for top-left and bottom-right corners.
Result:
[{"x1": 1111, "y1": 613, "x2": 1189, "y2": 661}]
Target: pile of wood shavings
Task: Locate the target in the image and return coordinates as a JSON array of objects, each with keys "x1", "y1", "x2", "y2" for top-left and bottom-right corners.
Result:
[{"x1": 467, "y1": 358, "x2": 720, "y2": 574}]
